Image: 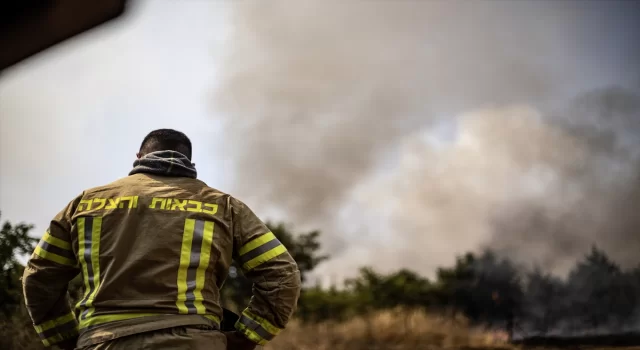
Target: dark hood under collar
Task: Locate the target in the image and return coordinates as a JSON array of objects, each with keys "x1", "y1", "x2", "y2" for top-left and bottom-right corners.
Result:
[{"x1": 129, "y1": 150, "x2": 197, "y2": 178}]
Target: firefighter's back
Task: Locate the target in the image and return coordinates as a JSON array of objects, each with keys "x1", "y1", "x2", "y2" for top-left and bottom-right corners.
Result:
[
  {"x1": 74, "y1": 173, "x2": 232, "y2": 347},
  {"x1": 22, "y1": 130, "x2": 299, "y2": 350}
]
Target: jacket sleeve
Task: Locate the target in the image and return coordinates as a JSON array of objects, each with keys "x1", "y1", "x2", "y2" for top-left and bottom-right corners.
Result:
[
  {"x1": 22, "y1": 196, "x2": 82, "y2": 348},
  {"x1": 230, "y1": 198, "x2": 302, "y2": 346}
]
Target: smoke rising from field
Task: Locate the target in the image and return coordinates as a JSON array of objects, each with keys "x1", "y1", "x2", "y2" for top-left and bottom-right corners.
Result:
[
  {"x1": 386, "y1": 89, "x2": 640, "y2": 276},
  {"x1": 213, "y1": 1, "x2": 640, "y2": 279}
]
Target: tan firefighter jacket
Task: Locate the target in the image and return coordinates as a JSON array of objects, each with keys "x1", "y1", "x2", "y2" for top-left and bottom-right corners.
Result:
[{"x1": 22, "y1": 150, "x2": 302, "y2": 348}]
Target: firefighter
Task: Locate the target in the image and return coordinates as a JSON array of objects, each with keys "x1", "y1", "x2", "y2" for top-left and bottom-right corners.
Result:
[{"x1": 22, "y1": 129, "x2": 302, "y2": 350}]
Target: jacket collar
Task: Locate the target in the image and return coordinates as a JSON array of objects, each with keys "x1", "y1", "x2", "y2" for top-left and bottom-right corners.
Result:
[{"x1": 129, "y1": 150, "x2": 197, "y2": 178}]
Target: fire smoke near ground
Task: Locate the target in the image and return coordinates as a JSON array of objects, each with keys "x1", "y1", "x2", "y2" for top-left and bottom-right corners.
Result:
[
  {"x1": 213, "y1": 1, "x2": 640, "y2": 280},
  {"x1": 390, "y1": 89, "x2": 640, "y2": 276}
]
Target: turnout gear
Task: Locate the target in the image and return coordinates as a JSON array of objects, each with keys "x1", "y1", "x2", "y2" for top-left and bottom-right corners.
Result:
[
  {"x1": 22, "y1": 150, "x2": 302, "y2": 348},
  {"x1": 77, "y1": 325, "x2": 227, "y2": 350}
]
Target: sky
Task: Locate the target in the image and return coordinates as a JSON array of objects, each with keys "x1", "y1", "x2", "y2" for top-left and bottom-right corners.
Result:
[{"x1": 2, "y1": 0, "x2": 640, "y2": 284}]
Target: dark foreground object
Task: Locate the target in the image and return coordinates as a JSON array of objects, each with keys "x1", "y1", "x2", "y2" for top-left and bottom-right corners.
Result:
[
  {"x1": 1, "y1": 0, "x2": 128, "y2": 70},
  {"x1": 514, "y1": 332, "x2": 640, "y2": 348}
]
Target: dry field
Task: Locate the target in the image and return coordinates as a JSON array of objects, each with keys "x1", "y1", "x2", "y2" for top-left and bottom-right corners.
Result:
[
  {"x1": 3, "y1": 308, "x2": 638, "y2": 350},
  {"x1": 265, "y1": 309, "x2": 512, "y2": 350}
]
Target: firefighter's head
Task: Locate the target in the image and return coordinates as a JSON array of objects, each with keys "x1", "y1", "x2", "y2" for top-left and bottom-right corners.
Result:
[{"x1": 137, "y1": 128, "x2": 193, "y2": 160}]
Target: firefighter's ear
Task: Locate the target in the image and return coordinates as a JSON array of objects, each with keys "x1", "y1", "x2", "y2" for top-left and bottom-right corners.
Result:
[{"x1": 136, "y1": 152, "x2": 141, "y2": 159}]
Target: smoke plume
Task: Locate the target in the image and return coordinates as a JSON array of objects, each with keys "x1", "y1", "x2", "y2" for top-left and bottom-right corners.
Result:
[
  {"x1": 212, "y1": 1, "x2": 640, "y2": 280},
  {"x1": 385, "y1": 89, "x2": 640, "y2": 276}
]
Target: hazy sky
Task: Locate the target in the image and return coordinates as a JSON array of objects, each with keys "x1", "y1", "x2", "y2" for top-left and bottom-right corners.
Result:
[{"x1": 2, "y1": 1, "x2": 639, "y2": 283}]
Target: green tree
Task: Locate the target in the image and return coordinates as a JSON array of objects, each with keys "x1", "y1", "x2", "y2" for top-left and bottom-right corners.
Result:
[
  {"x1": 346, "y1": 267, "x2": 432, "y2": 312},
  {"x1": 0, "y1": 212, "x2": 37, "y2": 318},
  {"x1": 296, "y1": 286, "x2": 356, "y2": 323},
  {"x1": 220, "y1": 221, "x2": 328, "y2": 311}
]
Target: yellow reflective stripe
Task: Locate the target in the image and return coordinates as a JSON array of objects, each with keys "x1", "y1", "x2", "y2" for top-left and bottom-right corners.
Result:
[
  {"x1": 42, "y1": 334, "x2": 64, "y2": 347},
  {"x1": 85, "y1": 217, "x2": 102, "y2": 318},
  {"x1": 34, "y1": 246, "x2": 75, "y2": 266},
  {"x1": 40, "y1": 328, "x2": 78, "y2": 347},
  {"x1": 235, "y1": 321, "x2": 267, "y2": 346},
  {"x1": 243, "y1": 309, "x2": 282, "y2": 336},
  {"x1": 176, "y1": 219, "x2": 196, "y2": 314},
  {"x1": 78, "y1": 313, "x2": 221, "y2": 329},
  {"x1": 34, "y1": 312, "x2": 76, "y2": 333},
  {"x1": 43, "y1": 231, "x2": 72, "y2": 250},
  {"x1": 79, "y1": 313, "x2": 168, "y2": 329},
  {"x1": 238, "y1": 232, "x2": 276, "y2": 256},
  {"x1": 243, "y1": 244, "x2": 287, "y2": 271},
  {"x1": 204, "y1": 314, "x2": 221, "y2": 324},
  {"x1": 77, "y1": 217, "x2": 91, "y2": 309},
  {"x1": 194, "y1": 221, "x2": 214, "y2": 314}
]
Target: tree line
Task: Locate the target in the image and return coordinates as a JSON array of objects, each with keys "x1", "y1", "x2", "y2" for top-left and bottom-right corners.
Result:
[
  {"x1": 221, "y1": 221, "x2": 640, "y2": 338},
  {"x1": 2, "y1": 212, "x2": 639, "y2": 341}
]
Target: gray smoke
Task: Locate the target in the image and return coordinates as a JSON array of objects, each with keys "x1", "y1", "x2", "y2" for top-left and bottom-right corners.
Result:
[
  {"x1": 488, "y1": 87, "x2": 640, "y2": 272},
  {"x1": 212, "y1": 1, "x2": 640, "y2": 280}
]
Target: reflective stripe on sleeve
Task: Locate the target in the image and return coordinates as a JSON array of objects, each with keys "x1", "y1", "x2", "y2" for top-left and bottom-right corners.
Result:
[
  {"x1": 37, "y1": 241, "x2": 74, "y2": 261},
  {"x1": 34, "y1": 245, "x2": 76, "y2": 266},
  {"x1": 34, "y1": 313, "x2": 75, "y2": 333},
  {"x1": 43, "y1": 230, "x2": 72, "y2": 250},
  {"x1": 33, "y1": 312, "x2": 79, "y2": 347},
  {"x1": 238, "y1": 232, "x2": 288, "y2": 271},
  {"x1": 234, "y1": 309, "x2": 282, "y2": 346},
  {"x1": 34, "y1": 230, "x2": 76, "y2": 266}
]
